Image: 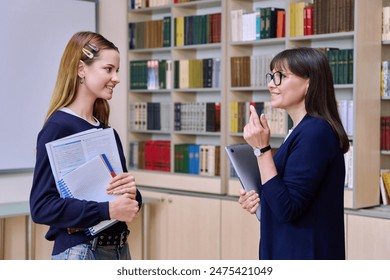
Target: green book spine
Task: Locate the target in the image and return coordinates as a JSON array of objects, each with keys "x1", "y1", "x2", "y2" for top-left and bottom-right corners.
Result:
[
  {"x1": 174, "y1": 60, "x2": 180, "y2": 89},
  {"x1": 347, "y1": 49, "x2": 354, "y2": 84}
]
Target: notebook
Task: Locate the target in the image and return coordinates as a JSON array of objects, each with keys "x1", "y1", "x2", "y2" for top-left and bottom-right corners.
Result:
[
  {"x1": 57, "y1": 154, "x2": 118, "y2": 235},
  {"x1": 225, "y1": 144, "x2": 261, "y2": 221}
]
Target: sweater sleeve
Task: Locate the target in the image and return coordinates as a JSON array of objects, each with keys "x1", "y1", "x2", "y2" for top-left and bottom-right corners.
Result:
[
  {"x1": 30, "y1": 122, "x2": 110, "y2": 228},
  {"x1": 261, "y1": 120, "x2": 340, "y2": 223}
]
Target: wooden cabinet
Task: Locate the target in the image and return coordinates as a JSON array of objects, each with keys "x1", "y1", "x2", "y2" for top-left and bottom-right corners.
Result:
[
  {"x1": 346, "y1": 211, "x2": 390, "y2": 259},
  {"x1": 135, "y1": 189, "x2": 261, "y2": 260},
  {"x1": 221, "y1": 200, "x2": 260, "y2": 260},
  {"x1": 139, "y1": 189, "x2": 221, "y2": 259}
]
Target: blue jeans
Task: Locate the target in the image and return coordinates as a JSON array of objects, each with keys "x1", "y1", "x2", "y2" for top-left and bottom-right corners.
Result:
[{"x1": 51, "y1": 243, "x2": 131, "y2": 260}]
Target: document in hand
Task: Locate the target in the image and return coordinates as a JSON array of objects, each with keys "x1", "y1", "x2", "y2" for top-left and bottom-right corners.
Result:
[
  {"x1": 57, "y1": 154, "x2": 118, "y2": 235},
  {"x1": 225, "y1": 144, "x2": 261, "y2": 221},
  {"x1": 45, "y1": 128, "x2": 123, "y2": 184},
  {"x1": 45, "y1": 128, "x2": 123, "y2": 235}
]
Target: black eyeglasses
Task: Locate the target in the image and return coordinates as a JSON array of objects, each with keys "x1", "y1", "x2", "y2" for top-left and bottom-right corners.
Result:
[{"x1": 265, "y1": 71, "x2": 284, "y2": 86}]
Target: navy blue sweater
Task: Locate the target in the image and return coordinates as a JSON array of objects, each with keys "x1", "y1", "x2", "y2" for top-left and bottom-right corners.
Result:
[
  {"x1": 260, "y1": 115, "x2": 346, "y2": 260},
  {"x1": 30, "y1": 110, "x2": 142, "y2": 255}
]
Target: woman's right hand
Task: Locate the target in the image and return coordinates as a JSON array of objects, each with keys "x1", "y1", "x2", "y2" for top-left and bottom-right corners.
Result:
[
  {"x1": 109, "y1": 193, "x2": 139, "y2": 222},
  {"x1": 238, "y1": 189, "x2": 260, "y2": 215}
]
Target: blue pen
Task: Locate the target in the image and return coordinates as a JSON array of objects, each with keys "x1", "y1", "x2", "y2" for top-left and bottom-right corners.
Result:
[{"x1": 100, "y1": 154, "x2": 116, "y2": 177}]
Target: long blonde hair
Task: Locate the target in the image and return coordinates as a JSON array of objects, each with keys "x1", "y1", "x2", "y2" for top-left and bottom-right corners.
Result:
[{"x1": 45, "y1": 31, "x2": 119, "y2": 127}]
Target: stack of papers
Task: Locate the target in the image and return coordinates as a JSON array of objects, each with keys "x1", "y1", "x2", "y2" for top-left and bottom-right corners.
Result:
[{"x1": 45, "y1": 128, "x2": 122, "y2": 235}]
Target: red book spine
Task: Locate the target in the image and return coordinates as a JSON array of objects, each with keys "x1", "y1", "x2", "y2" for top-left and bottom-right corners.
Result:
[
  {"x1": 381, "y1": 117, "x2": 385, "y2": 150},
  {"x1": 163, "y1": 141, "x2": 171, "y2": 172},
  {"x1": 144, "y1": 140, "x2": 152, "y2": 170},
  {"x1": 304, "y1": 5, "x2": 313, "y2": 36},
  {"x1": 215, "y1": 13, "x2": 221, "y2": 43},
  {"x1": 215, "y1": 102, "x2": 221, "y2": 132},
  {"x1": 276, "y1": 10, "x2": 286, "y2": 38}
]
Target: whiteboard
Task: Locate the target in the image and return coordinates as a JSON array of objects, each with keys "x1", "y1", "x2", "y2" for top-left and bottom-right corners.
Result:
[{"x1": 0, "y1": 0, "x2": 97, "y2": 171}]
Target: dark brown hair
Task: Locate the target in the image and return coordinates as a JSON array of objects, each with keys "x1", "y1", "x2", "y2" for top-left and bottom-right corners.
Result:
[{"x1": 270, "y1": 47, "x2": 350, "y2": 153}]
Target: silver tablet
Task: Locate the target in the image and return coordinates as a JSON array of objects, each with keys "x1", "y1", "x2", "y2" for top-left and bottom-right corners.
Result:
[{"x1": 225, "y1": 144, "x2": 261, "y2": 221}]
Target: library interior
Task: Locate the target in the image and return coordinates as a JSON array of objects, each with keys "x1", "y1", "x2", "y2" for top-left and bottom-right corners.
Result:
[{"x1": 1, "y1": 0, "x2": 390, "y2": 260}]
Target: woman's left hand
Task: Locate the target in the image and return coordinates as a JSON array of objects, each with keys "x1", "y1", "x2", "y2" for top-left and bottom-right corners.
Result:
[{"x1": 106, "y1": 172, "x2": 137, "y2": 199}]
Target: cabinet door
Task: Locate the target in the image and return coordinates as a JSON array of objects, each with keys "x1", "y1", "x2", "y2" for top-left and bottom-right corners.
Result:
[
  {"x1": 346, "y1": 214, "x2": 390, "y2": 259},
  {"x1": 221, "y1": 200, "x2": 260, "y2": 260},
  {"x1": 3, "y1": 216, "x2": 26, "y2": 259},
  {"x1": 138, "y1": 190, "x2": 170, "y2": 260},
  {"x1": 139, "y1": 191, "x2": 221, "y2": 259},
  {"x1": 166, "y1": 194, "x2": 221, "y2": 260},
  {"x1": 127, "y1": 210, "x2": 143, "y2": 260}
]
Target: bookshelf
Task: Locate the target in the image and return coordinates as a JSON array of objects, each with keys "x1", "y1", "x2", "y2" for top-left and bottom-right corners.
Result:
[
  {"x1": 127, "y1": 0, "x2": 228, "y2": 195},
  {"x1": 225, "y1": 0, "x2": 381, "y2": 209},
  {"x1": 128, "y1": 0, "x2": 381, "y2": 210}
]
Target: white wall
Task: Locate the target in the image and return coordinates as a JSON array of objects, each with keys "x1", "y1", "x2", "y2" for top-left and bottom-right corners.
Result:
[{"x1": 0, "y1": 0, "x2": 127, "y2": 205}]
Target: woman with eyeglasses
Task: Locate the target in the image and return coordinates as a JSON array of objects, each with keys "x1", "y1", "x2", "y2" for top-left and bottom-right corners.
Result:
[
  {"x1": 239, "y1": 47, "x2": 349, "y2": 260},
  {"x1": 30, "y1": 31, "x2": 142, "y2": 260}
]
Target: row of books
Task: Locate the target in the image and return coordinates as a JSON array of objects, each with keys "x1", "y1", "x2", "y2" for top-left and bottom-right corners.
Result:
[
  {"x1": 230, "y1": 7, "x2": 286, "y2": 42},
  {"x1": 174, "y1": 144, "x2": 220, "y2": 176},
  {"x1": 129, "y1": 0, "x2": 169, "y2": 9},
  {"x1": 230, "y1": 49, "x2": 353, "y2": 88},
  {"x1": 127, "y1": 139, "x2": 354, "y2": 187},
  {"x1": 128, "y1": 99, "x2": 353, "y2": 136},
  {"x1": 337, "y1": 99, "x2": 354, "y2": 137},
  {"x1": 326, "y1": 48, "x2": 354, "y2": 85},
  {"x1": 129, "y1": 59, "x2": 172, "y2": 90},
  {"x1": 383, "y1": 7, "x2": 390, "y2": 41},
  {"x1": 128, "y1": 140, "x2": 354, "y2": 187},
  {"x1": 230, "y1": 54, "x2": 274, "y2": 88},
  {"x1": 129, "y1": 140, "x2": 170, "y2": 172},
  {"x1": 174, "y1": 102, "x2": 220, "y2": 133},
  {"x1": 173, "y1": 58, "x2": 221, "y2": 89},
  {"x1": 129, "y1": 102, "x2": 170, "y2": 131},
  {"x1": 380, "y1": 116, "x2": 390, "y2": 151},
  {"x1": 290, "y1": 0, "x2": 354, "y2": 37},
  {"x1": 381, "y1": 61, "x2": 390, "y2": 97},
  {"x1": 289, "y1": 2, "x2": 313, "y2": 36},
  {"x1": 175, "y1": 13, "x2": 221, "y2": 46},
  {"x1": 129, "y1": 58, "x2": 221, "y2": 90},
  {"x1": 230, "y1": 101, "x2": 290, "y2": 136},
  {"x1": 128, "y1": 141, "x2": 220, "y2": 176},
  {"x1": 128, "y1": 17, "x2": 171, "y2": 49},
  {"x1": 129, "y1": 49, "x2": 351, "y2": 91}
]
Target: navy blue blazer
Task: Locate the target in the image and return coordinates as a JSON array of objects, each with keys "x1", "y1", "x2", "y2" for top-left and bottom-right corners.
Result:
[{"x1": 259, "y1": 115, "x2": 346, "y2": 260}]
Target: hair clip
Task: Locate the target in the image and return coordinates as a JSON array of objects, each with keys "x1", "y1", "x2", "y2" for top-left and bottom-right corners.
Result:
[
  {"x1": 82, "y1": 47, "x2": 94, "y2": 59},
  {"x1": 87, "y1": 43, "x2": 99, "y2": 52},
  {"x1": 82, "y1": 43, "x2": 99, "y2": 59}
]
